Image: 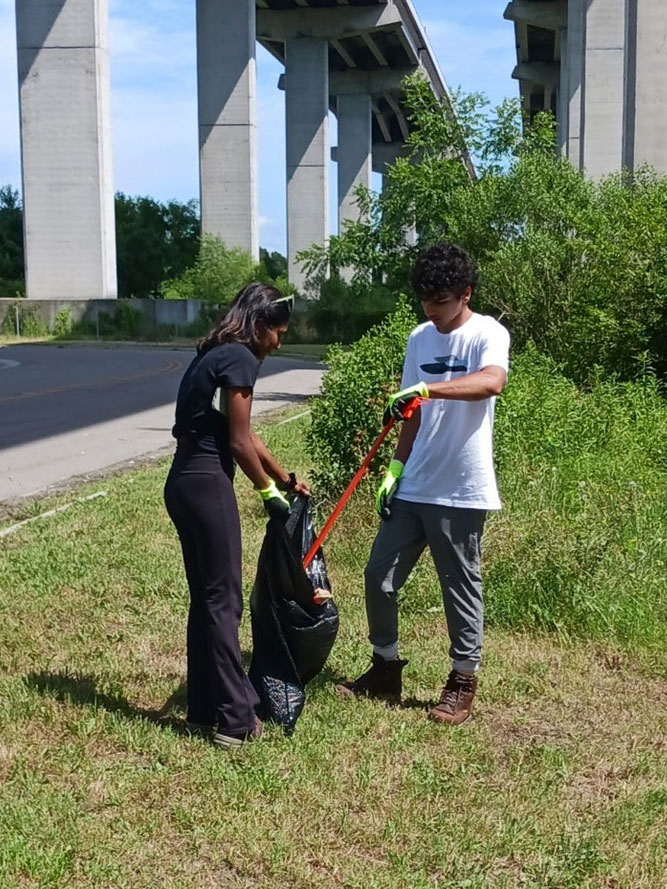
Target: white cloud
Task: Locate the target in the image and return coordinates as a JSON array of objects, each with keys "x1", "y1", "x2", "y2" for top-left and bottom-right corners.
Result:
[{"x1": 108, "y1": 9, "x2": 198, "y2": 201}]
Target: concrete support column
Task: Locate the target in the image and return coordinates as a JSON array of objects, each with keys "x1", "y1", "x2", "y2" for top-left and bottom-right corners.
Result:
[
  {"x1": 285, "y1": 37, "x2": 329, "y2": 291},
  {"x1": 556, "y1": 29, "x2": 568, "y2": 155},
  {"x1": 197, "y1": 0, "x2": 258, "y2": 260},
  {"x1": 626, "y1": 0, "x2": 667, "y2": 173},
  {"x1": 581, "y1": 0, "x2": 626, "y2": 178},
  {"x1": 337, "y1": 93, "x2": 372, "y2": 232},
  {"x1": 16, "y1": 0, "x2": 117, "y2": 299},
  {"x1": 565, "y1": 0, "x2": 584, "y2": 166}
]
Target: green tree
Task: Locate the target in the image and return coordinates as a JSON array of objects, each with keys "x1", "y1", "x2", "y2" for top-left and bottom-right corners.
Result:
[
  {"x1": 259, "y1": 248, "x2": 287, "y2": 281},
  {"x1": 0, "y1": 186, "x2": 25, "y2": 298},
  {"x1": 115, "y1": 193, "x2": 199, "y2": 298},
  {"x1": 301, "y1": 75, "x2": 667, "y2": 382}
]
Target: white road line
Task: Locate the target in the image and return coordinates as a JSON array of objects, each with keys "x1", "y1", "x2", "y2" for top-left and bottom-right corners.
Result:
[
  {"x1": 274, "y1": 409, "x2": 312, "y2": 427},
  {"x1": 0, "y1": 491, "x2": 108, "y2": 539},
  {"x1": 0, "y1": 359, "x2": 20, "y2": 370}
]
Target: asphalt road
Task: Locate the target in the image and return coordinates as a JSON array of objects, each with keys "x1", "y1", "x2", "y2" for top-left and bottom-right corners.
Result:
[{"x1": 0, "y1": 343, "x2": 323, "y2": 503}]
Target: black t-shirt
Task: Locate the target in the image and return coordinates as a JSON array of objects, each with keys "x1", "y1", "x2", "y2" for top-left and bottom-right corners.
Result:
[{"x1": 172, "y1": 342, "x2": 260, "y2": 470}]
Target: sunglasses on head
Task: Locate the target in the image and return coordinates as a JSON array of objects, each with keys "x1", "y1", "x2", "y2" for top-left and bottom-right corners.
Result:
[{"x1": 272, "y1": 294, "x2": 295, "y2": 312}]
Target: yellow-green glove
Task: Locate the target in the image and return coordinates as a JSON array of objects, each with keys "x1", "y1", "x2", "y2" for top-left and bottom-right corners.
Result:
[
  {"x1": 257, "y1": 480, "x2": 291, "y2": 523},
  {"x1": 376, "y1": 459, "x2": 404, "y2": 520},
  {"x1": 383, "y1": 381, "x2": 429, "y2": 425}
]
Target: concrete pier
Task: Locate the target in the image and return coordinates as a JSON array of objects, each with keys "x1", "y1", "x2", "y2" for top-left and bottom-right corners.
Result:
[
  {"x1": 508, "y1": 0, "x2": 667, "y2": 177},
  {"x1": 16, "y1": 0, "x2": 117, "y2": 300},
  {"x1": 337, "y1": 93, "x2": 373, "y2": 232},
  {"x1": 197, "y1": 0, "x2": 259, "y2": 260},
  {"x1": 628, "y1": 0, "x2": 667, "y2": 171},
  {"x1": 13, "y1": 0, "x2": 454, "y2": 294},
  {"x1": 285, "y1": 37, "x2": 329, "y2": 291},
  {"x1": 580, "y1": 0, "x2": 625, "y2": 178}
]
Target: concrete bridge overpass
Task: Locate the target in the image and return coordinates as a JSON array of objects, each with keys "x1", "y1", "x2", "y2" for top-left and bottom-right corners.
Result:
[
  {"x1": 15, "y1": 0, "x2": 454, "y2": 299},
  {"x1": 505, "y1": 0, "x2": 667, "y2": 179}
]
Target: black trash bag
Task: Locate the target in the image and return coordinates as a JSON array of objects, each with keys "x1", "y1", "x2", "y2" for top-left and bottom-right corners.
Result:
[{"x1": 249, "y1": 495, "x2": 339, "y2": 735}]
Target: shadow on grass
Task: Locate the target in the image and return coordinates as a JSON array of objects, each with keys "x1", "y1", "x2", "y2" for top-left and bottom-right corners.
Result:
[
  {"x1": 400, "y1": 696, "x2": 432, "y2": 712},
  {"x1": 24, "y1": 670, "x2": 190, "y2": 735},
  {"x1": 24, "y1": 663, "x2": 346, "y2": 731}
]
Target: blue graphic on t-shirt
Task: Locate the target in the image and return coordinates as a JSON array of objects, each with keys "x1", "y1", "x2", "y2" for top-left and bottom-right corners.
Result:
[{"x1": 420, "y1": 355, "x2": 468, "y2": 375}]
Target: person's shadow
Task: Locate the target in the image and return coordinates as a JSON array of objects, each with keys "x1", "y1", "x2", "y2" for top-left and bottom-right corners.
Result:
[
  {"x1": 24, "y1": 662, "x2": 349, "y2": 731},
  {"x1": 24, "y1": 671, "x2": 189, "y2": 734}
]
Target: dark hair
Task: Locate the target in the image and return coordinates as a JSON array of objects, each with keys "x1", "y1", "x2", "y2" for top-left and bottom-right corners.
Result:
[
  {"x1": 197, "y1": 282, "x2": 292, "y2": 356},
  {"x1": 411, "y1": 242, "x2": 478, "y2": 302}
]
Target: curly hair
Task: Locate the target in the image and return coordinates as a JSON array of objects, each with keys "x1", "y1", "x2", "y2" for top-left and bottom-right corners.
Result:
[{"x1": 411, "y1": 243, "x2": 478, "y2": 301}]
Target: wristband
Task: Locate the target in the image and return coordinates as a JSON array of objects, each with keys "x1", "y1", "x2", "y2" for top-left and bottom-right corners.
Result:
[{"x1": 257, "y1": 480, "x2": 282, "y2": 501}]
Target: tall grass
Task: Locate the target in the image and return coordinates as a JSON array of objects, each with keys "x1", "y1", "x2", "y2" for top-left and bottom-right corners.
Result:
[{"x1": 485, "y1": 348, "x2": 667, "y2": 669}]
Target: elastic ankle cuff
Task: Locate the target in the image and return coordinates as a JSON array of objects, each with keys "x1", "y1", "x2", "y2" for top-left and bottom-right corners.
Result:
[
  {"x1": 373, "y1": 642, "x2": 399, "y2": 661},
  {"x1": 452, "y1": 659, "x2": 480, "y2": 674}
]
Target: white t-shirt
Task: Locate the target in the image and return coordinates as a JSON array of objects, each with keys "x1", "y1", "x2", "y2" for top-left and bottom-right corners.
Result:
[{"x1": 398, "y1": 313, "x2": 510, "y2": 510}]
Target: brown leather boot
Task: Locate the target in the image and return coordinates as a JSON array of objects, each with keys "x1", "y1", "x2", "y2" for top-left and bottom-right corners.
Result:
[
  {"x1": 336, "y1": 653, "x2": 408, "y2": 704},
  {"x1": 428, "y1": 670, "x2": 478, "y2": 726}
]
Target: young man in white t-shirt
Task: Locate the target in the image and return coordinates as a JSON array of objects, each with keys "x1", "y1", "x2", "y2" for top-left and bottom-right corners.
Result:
[{"x1": 337, "y1": 243, "x2": 510, "y2": 725}]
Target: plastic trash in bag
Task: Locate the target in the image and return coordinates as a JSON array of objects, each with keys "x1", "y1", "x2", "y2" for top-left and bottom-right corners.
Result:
[{"x1": 249, "y1": 495, "x2": 339, "y2": 735}]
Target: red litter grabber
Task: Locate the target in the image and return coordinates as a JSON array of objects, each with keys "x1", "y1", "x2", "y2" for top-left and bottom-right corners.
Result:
[{"x1": 302, "y1": 396, "x2": 424, "y2": 573}]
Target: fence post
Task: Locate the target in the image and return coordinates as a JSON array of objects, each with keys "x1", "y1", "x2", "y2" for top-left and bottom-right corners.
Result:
[{"x1": 14, "y1": 304, "x2": 19, "y2": 338}]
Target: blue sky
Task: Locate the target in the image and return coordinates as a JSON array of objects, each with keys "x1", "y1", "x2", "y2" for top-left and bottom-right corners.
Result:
[{"x1": 0, "y1": 0, "x2": 517, "y2": 254}]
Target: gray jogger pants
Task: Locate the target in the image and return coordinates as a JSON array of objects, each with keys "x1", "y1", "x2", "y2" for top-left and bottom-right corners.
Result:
[{"x1": 364, "y1": 498, "x2": 487, "y2": 673}]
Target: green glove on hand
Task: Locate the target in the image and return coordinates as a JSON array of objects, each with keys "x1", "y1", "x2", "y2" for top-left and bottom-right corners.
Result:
[
  {"x1": 376, "y1": 459, "x2": 405, "y2": 520},
  {"x1": 257, "y1": 480, "x2": 291, "y2": 524},
  {"x1": 383, "y1": 381, "x2": 429, "y2": 426}
]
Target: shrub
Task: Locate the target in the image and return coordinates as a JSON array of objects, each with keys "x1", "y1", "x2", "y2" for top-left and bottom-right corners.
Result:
[
  {"x1": 52, "y1": 308, "x2": 72, "y2": 337},
  {"x1": 306, "y1": 278, "x2": 398, "y2": 344},
  {"x1": 0, "y1": 302, "x2": 48, "y2": 337},
  {"x1": 161, "y1": 236, "x2": 257, "y2": 303},
  {"x1": 307, "y1": 296, "x2": 417, "y2": 494},
  {"x1": 93, "y1": 304, "x2": 143, "y2": 339}
]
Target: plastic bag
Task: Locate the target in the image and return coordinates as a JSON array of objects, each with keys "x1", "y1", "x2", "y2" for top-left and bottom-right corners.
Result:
[{"x1": 249, "y1": 496, "x2": 339, "y2": 735}]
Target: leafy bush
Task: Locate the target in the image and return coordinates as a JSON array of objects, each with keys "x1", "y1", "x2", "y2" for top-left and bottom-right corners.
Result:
[
  {"x1": 307, "y1": 296, "x2": 417, "y2": 494},
  {"x1": 93, "y1": 304, "x2": 143, "y2": 339},
  {"x1": 306, "y1": 278, "x2": 397, "y2": 344},
  {"x1": 52, "y1": 308, "x2": 72, "y2": 337},
  {"x1": 161, "y1": 235, "x2": 257, "y2": 303},
  {"x1": 0, "y1": 302, "x2": 48, "y2": 337}
]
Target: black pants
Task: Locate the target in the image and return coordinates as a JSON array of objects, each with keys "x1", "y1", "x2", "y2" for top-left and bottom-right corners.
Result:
[{"x1": 164, "y1": 448, "x2": 259, "y2": 737}]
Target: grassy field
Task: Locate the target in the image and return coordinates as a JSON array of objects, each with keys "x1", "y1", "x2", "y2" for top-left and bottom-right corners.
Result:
[{"x1": 1, "y1": 410, "x2": 666, "y2": 889}]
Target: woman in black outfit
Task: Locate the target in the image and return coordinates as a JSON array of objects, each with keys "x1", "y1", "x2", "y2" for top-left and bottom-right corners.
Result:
[{"x1": 164, "y1": 283, "x2": 309, "y2": 749}]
